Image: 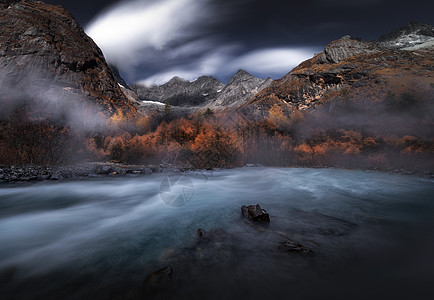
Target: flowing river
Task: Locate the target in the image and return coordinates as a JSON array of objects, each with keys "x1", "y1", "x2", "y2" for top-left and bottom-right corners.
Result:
[{"x1": 0, "y1": 168, "x2": 433, "y2": 299}]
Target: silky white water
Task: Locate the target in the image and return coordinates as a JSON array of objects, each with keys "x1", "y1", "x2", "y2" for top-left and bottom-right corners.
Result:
[{"x1": 0, "y1": 168, "x2": 433, "y2": 299}]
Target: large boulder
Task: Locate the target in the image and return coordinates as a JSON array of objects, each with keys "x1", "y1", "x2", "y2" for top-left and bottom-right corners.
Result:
[
  {"x1": 241, "y1": 204, "x2": 270, "y2": 223},
  {"x1": 318, "y1": 35, "x2": 375, "y2": 64}
]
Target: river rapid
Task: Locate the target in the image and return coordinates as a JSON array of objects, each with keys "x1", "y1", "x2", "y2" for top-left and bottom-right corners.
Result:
[{"x1": 0, "y1": 168, "x2": 433, "y2": 299}]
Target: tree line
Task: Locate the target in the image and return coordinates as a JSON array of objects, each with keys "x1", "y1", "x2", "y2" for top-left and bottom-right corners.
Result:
[{"x1": 0, "y1": 94, "x2": 432, "y2": 171}]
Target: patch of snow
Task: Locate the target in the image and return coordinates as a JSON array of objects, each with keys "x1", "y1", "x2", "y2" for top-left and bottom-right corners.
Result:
[
  {"x1": 387, "y1": 34, "x2": 434, "y2": 49},
  {"x1": 142, "y1": 100, "x2": 164, "y2": 106},
  {"x1": 402, "y1": 40, "x2": 434, "y2": 50}
]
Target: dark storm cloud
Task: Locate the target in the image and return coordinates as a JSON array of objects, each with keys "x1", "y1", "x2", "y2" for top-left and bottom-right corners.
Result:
[
  {"x1": 84, "y1": 0, "x2": 319, "y2": 84},
  {"x1": 44, "y1": 0, "x2": 120, "y2": 25},
  {"x1": 47, "y1": 0, "x2": 434, "y2": 84}
]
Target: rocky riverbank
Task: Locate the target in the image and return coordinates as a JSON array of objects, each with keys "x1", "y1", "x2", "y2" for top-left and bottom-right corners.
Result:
[
  {"x1": 0, "y1": 163, "x2": 432, "y2": 183},
  {"x1": 0, "y1": 163, "x2": 179, "y2": 183}
]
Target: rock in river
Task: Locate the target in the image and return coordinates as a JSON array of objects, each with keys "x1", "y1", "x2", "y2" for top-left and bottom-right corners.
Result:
[
  {"x1": 241, "y1": 204, "x2": 270, "y2": 223},
  {"x1": 144, "y1": 266, "x2": 173, "y2": 287},
  {"x1": 278, "y1": 240, "x2": 313, "y2": 254},
  {"x1": 197, "y1": 228, "x2": 230, "y2": 246}
]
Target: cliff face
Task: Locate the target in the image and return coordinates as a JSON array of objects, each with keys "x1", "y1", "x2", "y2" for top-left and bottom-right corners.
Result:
[
  {"x1": 241, "y1": 22, "x2": 434, "y2": 119},
  {"x1": 0, "y1": 0, "x2": 137, "y2": 118}
]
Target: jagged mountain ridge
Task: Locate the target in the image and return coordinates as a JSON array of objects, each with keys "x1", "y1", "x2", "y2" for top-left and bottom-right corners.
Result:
[
  {"x1": 240, "y1": 22, "x2": 434, "y2": 118},
  {"x1": 0, "y1": 0, "x2": 137, "y2": 118},
  {"x1": 377, "y1": 21, "x2": 434, "y2": 49},
  {"x1": 2, "y1": 0, "x2": 430, "y2": 123},
  {"x1": 132, "y1": 75, "x2": 224, "y2": 107},
  {"x1": 206, "y1": 69, "x2": 272, "y2": 109},
  {"x1": 131, "y1": 69, "x2": 272, "y2": 111},
  {"x1": 129, "y1": 22, "x2": 433, "y2": 117}
]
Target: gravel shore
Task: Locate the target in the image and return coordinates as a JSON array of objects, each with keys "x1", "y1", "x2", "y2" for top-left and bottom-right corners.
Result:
[
  {"x1": 0, "y1": 163, "x2": 432, "y2": 183},
  {"x1": 0, "y1": 163, "x2": 175, "y2": 183}
]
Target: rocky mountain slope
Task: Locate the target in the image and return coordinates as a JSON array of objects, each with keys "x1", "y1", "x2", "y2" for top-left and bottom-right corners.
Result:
[
  {"x1": 132, "y1": 75, "x2": 224, "y2": 107},
  {"x1": 0, "y1": 0, "x2": 137, "y2": 119},
  {"x1": 131, "y1": 69, "x2": 271, "y2": 112},
  {"x1": 206, "y1": 69, "x2": 272, "y2": 109},
  {"x1": 240, "y1": 22, "x2": 434, "y2": 118},
  {"x1": 377, "y1": 21, "x2": 434, "y2": 49}
]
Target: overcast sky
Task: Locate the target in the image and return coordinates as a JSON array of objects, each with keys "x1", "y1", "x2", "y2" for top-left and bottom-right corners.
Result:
[{"x1": 45, "y1": 0, "x2": 433, "y2": 85}]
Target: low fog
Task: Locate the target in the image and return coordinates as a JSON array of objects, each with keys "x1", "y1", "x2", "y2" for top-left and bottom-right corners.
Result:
[
  {"x1": 0, "y1": 72, "x2": 109, "y2": 133},
  {"x1": 300, "y1": 94, "x2": 434, "y2": 139}
]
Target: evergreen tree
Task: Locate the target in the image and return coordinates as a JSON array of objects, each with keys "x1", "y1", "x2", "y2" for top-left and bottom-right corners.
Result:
[{"x1": 163, "y1": 100, "x2": 172, "y2": 121}]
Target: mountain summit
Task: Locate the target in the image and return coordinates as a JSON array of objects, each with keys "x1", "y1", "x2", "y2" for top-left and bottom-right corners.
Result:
[
  {"x1": 132, "y1": 76, "x2": 224, "y2": 108},
  {"x1": 377, "y1": 21, "x2": 434, "y2": 49},
  {"x1": 207, "y1": 70, "x2": 272, "y2": 109},
  {"x1": 241, "y1": 22, "x2": 434, "y2": 118},
  {"x1": 132, "y1": 70, "x2": 272, "y2": 111}
]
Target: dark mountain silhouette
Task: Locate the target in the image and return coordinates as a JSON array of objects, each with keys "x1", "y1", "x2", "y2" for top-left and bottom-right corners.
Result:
[{"x1": 0, "y1": 0, "x2": 137, "y2": 119}]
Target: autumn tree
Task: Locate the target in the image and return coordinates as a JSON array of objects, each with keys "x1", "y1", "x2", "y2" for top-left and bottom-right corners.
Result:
[
  {"x1": 135, "y1": 115, "x2": 153, "y2": 135},
  {"x1": 109, "y1": 108, "x2": 125, "y2": 126},
  {"x1": 267, "y1": 104, "x2": 291, "y2": 131},
  {"x1": 191, "y1": 125, "x2": 242, "y2": 169}
]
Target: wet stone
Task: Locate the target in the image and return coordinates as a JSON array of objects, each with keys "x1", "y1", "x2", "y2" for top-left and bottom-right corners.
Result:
[
  {"x1": 278, "y1": 240, "x2": 313, "y2": 254},
  {"x1": 241, "y1": 204, "x2": 270, "y2": 223}
]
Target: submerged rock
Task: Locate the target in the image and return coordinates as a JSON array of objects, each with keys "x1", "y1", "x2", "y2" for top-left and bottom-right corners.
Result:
[
  {"x1": 196, "y1": 228, "x2": 229, "y2": 246},
  {"x1": 241, "y1": 204, "x2": 270, "y2": 223},
  {"x1": 143, "y1": 266, "x2": 173, "y2": 287},
  {"x1": 197, "y1": 228, "x2": 207, "y2": 241},
  {"x1": 278, "y1": 240, "x2": 313, "y2": 254}
]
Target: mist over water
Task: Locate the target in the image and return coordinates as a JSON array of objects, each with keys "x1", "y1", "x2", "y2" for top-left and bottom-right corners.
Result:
[{"x1": 0, "y1": 168, "x2": 433, "y2": 299}]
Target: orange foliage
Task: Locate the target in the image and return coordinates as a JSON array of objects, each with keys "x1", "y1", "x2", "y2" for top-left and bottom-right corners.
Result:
[
  {"x1": 0, "y1": 121, "x2": 74, "y2": 165},
  {"x1": 267, "y1": 104, "x2": 290, "y2": 130},
  {"x1": 191, "y1": 125, "x2": 242, "y2": 168},
  {"x1": 85, "y1": 138, "x2": 106, "y2": 160},
  {"x1": 109, "y1": 108, "x2": 125, "y2": 127},
  {"x1": 104, "y1": 135, "x2": 128, "y2": 162},
  {"x1": 135, "y1": 115, "x2": 153, "y2": 135},
  {"x1": 294, "y1": 143, "x2": 314, "y2": 165},
  {"x1": 3, "y1": 99, "x2": 431, "y2": 171},
  {"x1": 363, "y1": 137, "x2": 377, "y2": 148}
]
